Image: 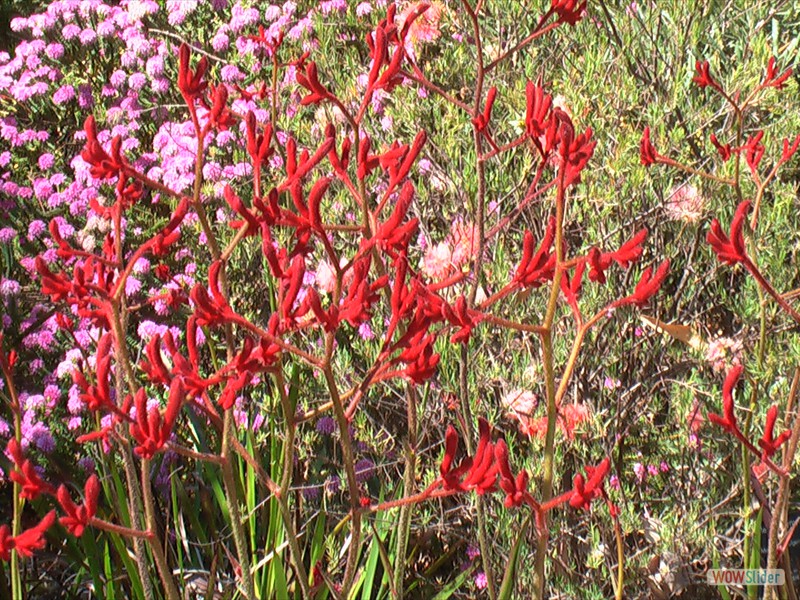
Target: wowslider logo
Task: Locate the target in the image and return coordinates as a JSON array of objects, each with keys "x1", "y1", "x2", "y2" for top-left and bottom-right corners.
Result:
[{"x1": 707, "y1": 569, "x2": 785, "y2": 586}]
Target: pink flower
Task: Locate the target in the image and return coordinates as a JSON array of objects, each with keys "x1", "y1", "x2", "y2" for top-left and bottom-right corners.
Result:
[
  {"x1": 421, "y1": 242, "x2": 452, "y2": 280},
  {"x1": 705, "y1": 336, "x2": 743, "y2": 373},
  {"x1": 398, "y1": 1, "x2": 444, "y2": 60},
  {"x1": 315, "y1": 260, "x2": 337, "y2": 294},
  {"x1": 448, "y1": 220, "x2": 480, "y2": 270},
  {"x1": 665, "y1": 184, "x2": 705, "y2": 223}
]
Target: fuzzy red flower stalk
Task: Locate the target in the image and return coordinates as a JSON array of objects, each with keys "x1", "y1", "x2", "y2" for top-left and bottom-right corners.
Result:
[
  {"x1": 439, "y1": 419, "x2": 498, "y2": 495},
  {"x1": 473, "y1": 86, "x2": 498, "y2": 133},
  {"x1": 742, "y1": 130, "x2": 765, "y2": 177},
  {"x1": 442, "y1": 295, "x2": 483, "y2": 344},
  {"x1": 206, "y1": 83, "x2": 234, "y2": 132},
  {"x1": 57, "y1": 474, "x2": 100, "y2": 537},
  {"x1": 568, "y1": 458, "x2": 611, "y2": 510},
  {"x1": 758, "y1": 405, "x2": 791, "y2": 461},
  {"x1": 129, "y1": 380, "x2": 185, "y2": 459},
  {"x1": 692, "y1": 60, "x2": 720, "y2": 91},
  {"x1": 710, "y1": 133, "x2": 732, "y2": 162},
  {"x1": 551, "y1": 0, "x2": 587, "y2": 26},
  {"x1": 178, "y1": 43, "x2": 208, "y2": 103},
  {"x1": 72, "y1": 332, "x2": 114, "y2": 412},
  {"x1": 7, "y1": 439, "x2": 55, "y2": 500},
  {"x1": 560, "y1": 261, "x2": 585, "y2": 317},
  {"x1": 513, "y1": 218, "x2": 556, "y2": 288},
  {"x1": 396, "y1": 330, "x2": 440, "y2": 384},
  {"x1": 781, "y1": 134, "x2": 800, "y2": 164},
  {"x1": 707, "y1": 364, "x2": 743, "y2": 434},
  {"x1": 587, "y1": 229, "x2": 648, "y2": 284},
  {"x1": 525, "y1": 81, "x2": 552, "y2": 141},
  {"x1": 639, "y1": 126, "x2": 660, "y2": 167},
  {"x1": 295, "y1": 61, "x2": 332, "y2": 105},
  {"x1": 616, "y1": 260, "x2": 670, "y2": 308},
  {"x1": 245, "y1": 110, "x2": 274, "y2": 171},
  {"x1": 763, "y1": 57, "x2": 792, "y2": 90},
  {"x1": 375, "y1": 181, "x2": 418, "y2": 256},
  {"x1": 560, "y1": 125, "x2": 596, "y2": 187},
  {"x1": 0, "y1": 511, "x2": 56, "y2": 562},
  {"x1": 81, "y1": 116, "x2": 126, "y2": 180},
  {"x1": 706, "y1": 200, "x2": 750, "y2": 266},
  {"x1": 281, "y1": 135, "x2": 335, "y2": 191},
  {"x1": 191, "y1": 261, "x2": 237, "y2": 327},
  {"x1": 494, "y1": 439, "x2": 535, "y2": 508}
]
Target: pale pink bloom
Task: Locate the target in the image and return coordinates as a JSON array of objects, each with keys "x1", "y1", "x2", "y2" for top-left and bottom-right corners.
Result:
[
  {"x1": 665, "y1": 184, "x2": 705, "y2": 223},
  {"x1": 705, "y1": 336, "x2": 743, "y2": 373},
  {"x1": 449, "y1": 220, "x2": 479, "y2": 269},
  {"x1": 421, "y1": 242, "x2": 452, "y2": 280},
  {"x1": 397, "y1": 1, "x2": 444, "y2": 61},
  {"x1": 315, "y1": 260, "x2": 337, "y2": 294}
]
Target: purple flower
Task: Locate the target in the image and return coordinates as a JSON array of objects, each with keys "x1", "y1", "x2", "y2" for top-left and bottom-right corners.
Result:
[
  {"x1": 355, "y1": 458, "x2": 375, "y2": 482},
  {"x1": 0, "y1": 227, "x2": 16, "y2": 243},
  {"x1": 220, "y1": 64, "x2": 244, "y2": 82},
  {"x1": 128, "y1": 72, "x2": 147, "y2": 91},
  {"x1": 316, "y1": 416, "x2": 337, "y2": 435},
  {"x1": 52, "y1": 84, "x2": 75, "y2": 104},
  {"x1": 325, "y1": 475, "x2": 341, "y2": 494},
  {"x1": 38, "y1": 153, "x2": 55, "y2": 170},
  {"x1": 474, "y1": 572, "x2": 488, "y2": 590},
  {"x1": 211, "y1": 30, "x2": 230, "y2": 52},
  {"x1": 0, "y1": 279, "x2": 21, "y2": 296},
  {"x1": 79, "y1": 29, "x2": 97, "y2": 45},
  {"x1": 61, "y1": 23, "x2": 81, "y2": 39},
  {"x1": 110, "y1": 69, "x2": 127, "y2": 88},
  {"x1": 77, "y1": 84, "x2": 93, "y2": 109}
]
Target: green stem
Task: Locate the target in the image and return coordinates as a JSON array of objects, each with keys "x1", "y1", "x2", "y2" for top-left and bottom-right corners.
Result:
[{"x1": 140, "y1": 459, "x2": 182, "y2": 600}]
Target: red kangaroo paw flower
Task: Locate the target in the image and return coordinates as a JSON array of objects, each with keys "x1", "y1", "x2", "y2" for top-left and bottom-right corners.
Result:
[
  {"x1": 640, "y1": 126, "x2": 659, "y2": 167},
  {"x1": 376, "y1": 181, "x2": 418, "y2": 255},
  {"x1": 81, "y1": 115, "x2": 126, "y2": 180},
  {"x1": 224, "y1": 185, "x2": 261, "y2": 237},
  {"x1": 397, "y1": 330, "x2": 440, "y2": 384},
  {"x1": 525, "y1": 81, "x2": 552, "y2": 141},
  {"x1": 207, "y1": 84, "x2": 234, "y2": 131},
  {"x1": 246, "y1": 110, "x2": 274, "y2": 169},
  {"x1": 73, "y1": 332, "x2": 114, "y2": 411},
  {"x1": 140, "y1": 334, "x2": 172, "y2": 386},
  {"x1": 473, "y1": 87, "x2": 498, "y2": 133},
  {"x1": 560, "y1": 261, "x2": 585, "y2": 316},
  {"x1": 7, "y1": 439, "x2": 55, "y2": 501},
  {"x1": 461, "y1": 420, "x2": 500, "y2": 495},
  {"x1": 569, "y1": 458, "x2": 611, "y2": 511},
  {"x1": 178, "y1": 43, "x2": 208, "y2": 102},
  {"x1": 442, "y1": 295, "x2": 483, "y2": 344},
  {"x1": 560, "y1": 125, "x2": 596, "y2": 187},
  {"x1": 494, "y1": 439, "x2": 531, "y2": 508},
  {"x1": 513, "y1": 218, "x2": 556, "y2": 288},
  {"x1": 692, "y1": 60, "x2": 719, "y2": 90},
  {"x1": 707, "y1": 200, "x2": 750, "y2": 266},
  {"x1": 708, "y1": 364, "x2": 743, "y2": 434},
  {"x1": 742, "y1": 131, "x2": 765, "y2": 177},
  {"x1": 588, "y1": 229, "x2": 648, "y2": 283},
  {"x1": 1, "y1": 511, "x2": 56, "y2": 561},
  {"x1": 616, "y1": 259, "x2": 670, "y2": 308},
  {"x1": 763, "y1": 57, "x2": 792, "y2": 89},
  {"x1": 57, "y1": 474, "x2": 99, "y2": 537},
  {"x1": 758, "y1": 405, "x2": 791, "y2": 460},
  {"x1": 710, "y1": 133, "x2": 732, "y2": 162},
  {"x1": 781, "y1": 134, "x2": 800, "y2": 164},
  {"x1": 295, "y1": 60, "x2": 331, "y2": 105},
  {"x1": 551, "y1": 0, "x2": 587, "y2": 25},
  {"x1": 130, "y1": 380, "x2": 185, "y2": 459}
]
